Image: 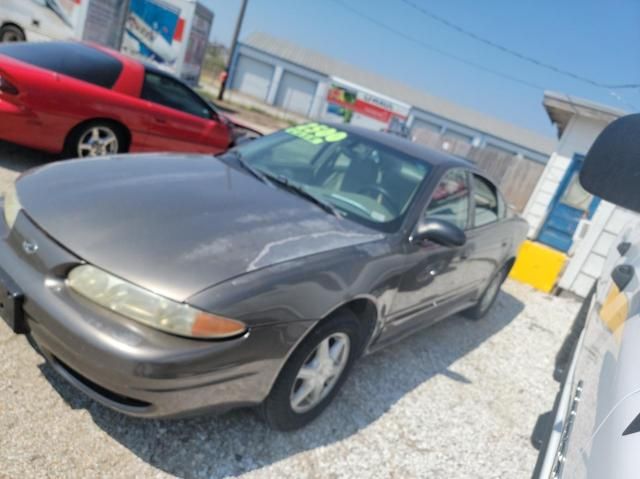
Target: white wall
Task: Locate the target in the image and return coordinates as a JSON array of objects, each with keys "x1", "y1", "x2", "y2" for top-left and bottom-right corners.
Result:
[
  {"x1": 522, "y1": 112, "x2": 627, "y2": 297},
  {"x1": 522, "y1": 115, "x2": 610, "y2": 238},
  {"x1": 559, "y1": 205, "x2": 638, "y2": 297}
]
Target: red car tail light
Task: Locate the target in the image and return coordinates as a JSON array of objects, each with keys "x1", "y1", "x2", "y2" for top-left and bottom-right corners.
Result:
[{"x1": 0, "y1": 75, "x2": 19, "y2": 95}]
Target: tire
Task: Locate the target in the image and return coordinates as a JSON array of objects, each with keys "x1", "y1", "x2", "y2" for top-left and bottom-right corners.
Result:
[
  {"x1": 464, "y1": 265, "x2": 508, "y2": 320},
  {"x1": 0, "y1": 25, "x2": 26, "y2": 43},
  {"x1": 63, "y1": 121, "x2": 128, "y2": 159},
  {"x1": 260, "y1": 310, "x2": 362, "y2": 431}
]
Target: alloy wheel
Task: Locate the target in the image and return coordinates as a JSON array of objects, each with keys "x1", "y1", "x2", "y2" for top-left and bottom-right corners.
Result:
[
  {"x1": 289, "y1": 332, "x2": 350, "y2": 413},
  {"x1": 77, "y1": 127, "x2": 119, "y2": 158}
]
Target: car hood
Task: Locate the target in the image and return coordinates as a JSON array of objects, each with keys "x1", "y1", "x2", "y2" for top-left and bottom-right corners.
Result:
[{"x1": 17, "y1": 154, "x2": 383, "y2": 302}]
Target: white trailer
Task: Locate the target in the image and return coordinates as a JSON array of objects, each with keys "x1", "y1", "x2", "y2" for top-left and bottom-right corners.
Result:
[
  {"x1": 0, "y1": 0, "x2": 213, "y2": 84},
  {"x1": 321, "y1": 77, "x2": 411, "y2": 131},
  {"x1": 120, "y1": 0, "x2": 214, "y2": 85}
]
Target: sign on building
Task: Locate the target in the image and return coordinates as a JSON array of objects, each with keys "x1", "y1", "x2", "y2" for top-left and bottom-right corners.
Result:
[{"x1": 322, "y1": 77, "x2": 411, "y2": 131}]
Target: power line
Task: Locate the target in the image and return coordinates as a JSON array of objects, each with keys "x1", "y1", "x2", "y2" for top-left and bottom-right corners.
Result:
[
  {"x1": 329, "y1": 0, "x2": 637, "y2": 111},
  {"x1": 328, "y1": 0, "x2": 546, "y2": 91},
  {"x1": 399, "y1": 0, "x2": 640, "y2": 90}
]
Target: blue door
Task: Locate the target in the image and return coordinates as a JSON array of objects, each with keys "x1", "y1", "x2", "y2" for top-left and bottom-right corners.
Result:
[{"x1": 538, "y1": 155, "x2": 600, "y2": 252}]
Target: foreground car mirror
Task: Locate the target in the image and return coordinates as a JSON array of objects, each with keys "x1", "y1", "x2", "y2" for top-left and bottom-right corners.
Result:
[
  {"x1": 411, "y1": 218, "x2": 466, "y2": 247},
  {"x1": 581, "y1": 113, "x2": 640, "y2": 212}
]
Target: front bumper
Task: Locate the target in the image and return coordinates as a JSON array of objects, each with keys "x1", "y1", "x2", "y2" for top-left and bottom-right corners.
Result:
[{"x1": 0, "y1": 209, "x2": 311, "y2": 418}]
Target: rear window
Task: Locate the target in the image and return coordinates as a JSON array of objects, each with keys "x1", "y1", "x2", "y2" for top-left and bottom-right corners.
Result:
[{"x1": 0, "y1": 42, "x2": 123, "y2": 89}]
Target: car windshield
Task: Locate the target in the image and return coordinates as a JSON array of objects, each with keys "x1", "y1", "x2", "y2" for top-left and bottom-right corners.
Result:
[{"x1": 229, "y1": 123, "x2": 431, "y2": 231}]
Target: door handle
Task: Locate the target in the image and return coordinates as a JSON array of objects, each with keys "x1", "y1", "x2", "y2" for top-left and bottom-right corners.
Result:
[
  {"x1": 154, "y1": 117, "x2": 167, "y2": 124},
  {"x1": 618, "y1": 241, "x2": 631, "y2": 256},
  {"x1": 612, "y1": 264, "x2": 634, "y2": 291}
]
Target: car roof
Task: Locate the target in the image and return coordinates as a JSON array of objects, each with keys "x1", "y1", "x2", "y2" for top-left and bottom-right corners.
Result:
[
  {"x1": 0, "y1": 41, "x2": 125, "y2": 89},
  {"x1": 329, "y1": 122, "x2": 479, "y2": 172}
]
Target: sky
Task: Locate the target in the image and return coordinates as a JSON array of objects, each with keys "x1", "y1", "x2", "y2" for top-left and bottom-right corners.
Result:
[{"x1": 200, "y1": 0, "x2": 640, "y2": 137}]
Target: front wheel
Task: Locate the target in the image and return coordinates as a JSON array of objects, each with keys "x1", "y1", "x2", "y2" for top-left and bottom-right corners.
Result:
[
  {"x1": 260, "y1": 310, "x2": 361, "y2": 431},
  {"x1": 464, "y1": 266, "x2": 508, "y2": 320},
  {"x1": 64, "y1": 122, "x2": 127, "y2": 159}
]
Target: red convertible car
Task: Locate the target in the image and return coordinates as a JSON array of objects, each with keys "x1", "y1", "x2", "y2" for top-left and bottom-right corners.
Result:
[{"x1": 0, "y1": 41, "x2": 238, "y2": 157}]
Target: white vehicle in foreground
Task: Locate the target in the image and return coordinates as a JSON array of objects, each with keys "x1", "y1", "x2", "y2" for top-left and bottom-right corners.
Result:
[{"x1": 535, "y1": 114, "x2": 640, "y2": 478}]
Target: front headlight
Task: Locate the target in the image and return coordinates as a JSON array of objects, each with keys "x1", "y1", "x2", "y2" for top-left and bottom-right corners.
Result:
[
  {"x1": 3, "y1": 182, "x2": 21, "y2": 229},
  {"x1": 67, "y1": 265, "x2": 247, "y2": 339}
]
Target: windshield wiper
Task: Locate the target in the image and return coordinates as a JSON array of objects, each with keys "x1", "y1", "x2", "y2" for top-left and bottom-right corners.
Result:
[
  {"x1": 223, "y1": 150, "x2": 270, "y2": 185},
  {"x1": 263, "y1": 173, "x2": 340, "y2": 218}
]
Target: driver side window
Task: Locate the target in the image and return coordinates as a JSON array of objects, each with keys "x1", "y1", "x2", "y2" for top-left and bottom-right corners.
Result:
[{"x1": 425, "y1": 168, "x2": 470, "y2": 229}]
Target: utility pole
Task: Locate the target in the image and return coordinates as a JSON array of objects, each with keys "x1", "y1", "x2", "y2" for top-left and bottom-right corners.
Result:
[{"x1": 218, "y1": 0, "x2": 248, "y2": 100}]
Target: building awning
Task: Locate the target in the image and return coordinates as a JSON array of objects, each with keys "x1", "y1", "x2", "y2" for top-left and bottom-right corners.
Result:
[{"x1": 543, "y1": 91, "x2": 628, "y2": 138}]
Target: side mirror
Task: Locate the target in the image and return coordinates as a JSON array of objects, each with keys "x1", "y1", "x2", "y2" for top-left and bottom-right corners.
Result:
[
  {"x1": 230, "y1": 124, "x2": 263, "y2": 146},
  {"x1": 581, "y1": 113, "x2": 640, "y2": 212},
  {"x1": 208, "y1": 108, "x2": 221, "y2": 122},
  {"x1": 411, "y1": 218, "x2": 466, "y2": 247},
  {"x1": 233, "y1": 133, "x2": 256, "y2": 146}
]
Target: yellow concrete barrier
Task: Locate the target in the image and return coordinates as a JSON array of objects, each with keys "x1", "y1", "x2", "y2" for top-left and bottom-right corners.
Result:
[{"x1": 509, "y1": 240, "x2": 567, "y2": 293}]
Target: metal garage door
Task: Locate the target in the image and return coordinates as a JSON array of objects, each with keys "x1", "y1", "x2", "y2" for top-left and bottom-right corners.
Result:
[
  {"x1": 412, "y1": 118, "x2": 443, "y2": 134},
  {"x1": 274, "y1": 71, "x2": 317, "y2": 116},
  {"x1": 232, "y1": 55, "x2": 274, "y2": 101}
]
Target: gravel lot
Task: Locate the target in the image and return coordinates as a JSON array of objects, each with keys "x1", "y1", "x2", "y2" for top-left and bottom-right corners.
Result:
[
  {"x1": 0, "y1": 140, "x2": 54, "y2": 193},
  {"x1": 0, "y1": 141, "x2": 580, "y2": 478}
]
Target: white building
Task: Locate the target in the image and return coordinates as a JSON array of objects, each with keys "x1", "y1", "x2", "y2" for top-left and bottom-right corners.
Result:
[
  {"x1": 227, "y1": 32, "x2": 555, "y2": 165},
  {"x1": 523, "y1": 92, "x2": 628, "y2": 297}
]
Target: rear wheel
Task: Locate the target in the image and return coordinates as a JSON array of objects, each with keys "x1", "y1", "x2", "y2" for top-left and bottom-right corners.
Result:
[
  {"x1": 260, "y1": 310, "x2": 361, "y2": 431},
  {"x1": 0, "y1": 25, "x2": 25, "y2": 42},
  {"x1": 464, "y1": 265, "x2": 508, "y2": 320},
  {"x1": 64, "y1": 121, "x2": 127, "y2": 159}
]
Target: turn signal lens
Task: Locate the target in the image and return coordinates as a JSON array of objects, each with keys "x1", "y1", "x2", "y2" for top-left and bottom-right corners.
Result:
[
  {"x1": 191, "y1": 312, "x2": 247, "y2": 338},
  {"x1": 67, "y1": 265, "x2": 247, "y2": 339}
]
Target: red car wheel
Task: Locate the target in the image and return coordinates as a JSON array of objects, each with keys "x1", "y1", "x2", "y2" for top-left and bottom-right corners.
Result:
[{"x1": 64, "y1": 121, "x2": 128, "y2": 159}]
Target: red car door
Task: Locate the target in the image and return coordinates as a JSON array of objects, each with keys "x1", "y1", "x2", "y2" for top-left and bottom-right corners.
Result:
[{"x1": 137, "y1": 69, "x2": 230, "y2": 154}]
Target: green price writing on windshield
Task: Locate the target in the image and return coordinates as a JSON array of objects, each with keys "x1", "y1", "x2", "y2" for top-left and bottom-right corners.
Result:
[{"x1": 285, "y1": 123, "x2": 348, "y2": 144}]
